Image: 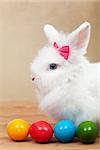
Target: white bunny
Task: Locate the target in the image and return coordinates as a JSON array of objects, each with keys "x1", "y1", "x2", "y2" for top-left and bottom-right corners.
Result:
[{"x1": 31, "y1": 22, "x2": 100, "y2": 130}]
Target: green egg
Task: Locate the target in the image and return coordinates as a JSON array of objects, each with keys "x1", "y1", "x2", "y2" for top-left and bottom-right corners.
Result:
[{"x1": 76, "y1": 121, "x2": 98, "y2": 144}]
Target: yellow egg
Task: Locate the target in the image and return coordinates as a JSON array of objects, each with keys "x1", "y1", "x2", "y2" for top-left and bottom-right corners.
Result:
[{"x1": 7, "y1": 119, "x2": 29, "y2": 141}]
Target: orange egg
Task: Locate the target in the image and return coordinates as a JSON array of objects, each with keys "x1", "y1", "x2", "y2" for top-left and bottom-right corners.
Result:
[{"x1": 7, "y1": 119, "x2": 29, "y2": 141}]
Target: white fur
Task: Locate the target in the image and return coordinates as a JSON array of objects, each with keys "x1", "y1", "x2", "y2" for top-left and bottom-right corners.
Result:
[{"x1": 31, "y1": 22, "x2": 100, "y2": 130}]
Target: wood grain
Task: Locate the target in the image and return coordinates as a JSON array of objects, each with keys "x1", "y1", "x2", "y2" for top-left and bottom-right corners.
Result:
[{"x1": 0, "y1": 101, "x2": 100, "y2": 150}]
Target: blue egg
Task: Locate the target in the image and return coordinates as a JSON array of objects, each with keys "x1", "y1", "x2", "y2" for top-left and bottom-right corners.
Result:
[{"x1": 54, "y1": 120, "x2": 76, "y2": 142}]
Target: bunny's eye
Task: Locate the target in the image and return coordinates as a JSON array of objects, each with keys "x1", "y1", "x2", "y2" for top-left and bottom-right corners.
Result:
[{"x1": 49, "y1": 63, "x2": 58, "y2": 70}]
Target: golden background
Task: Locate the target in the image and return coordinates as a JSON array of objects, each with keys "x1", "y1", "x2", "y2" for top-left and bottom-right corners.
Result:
[{"x1": 0, "y1": 0, "x2": 100, "y2": 101}]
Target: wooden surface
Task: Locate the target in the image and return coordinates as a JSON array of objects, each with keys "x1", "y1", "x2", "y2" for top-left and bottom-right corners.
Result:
[{"x1": 0, "y1": 101, "x2": 100, "y2": 150}]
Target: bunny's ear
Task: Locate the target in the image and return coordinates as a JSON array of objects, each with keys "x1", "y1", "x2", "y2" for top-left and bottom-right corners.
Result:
[
  {"x1": 43, "y1": 24, "x2": 59, "y2": 43},
  {"x1": 69, "y1": 22, "x2": 91, "y2": 55}
]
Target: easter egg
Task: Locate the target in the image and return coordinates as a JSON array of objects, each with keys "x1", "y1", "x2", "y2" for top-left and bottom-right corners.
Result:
[
  {"x1": 54, "y1": 120, "x2": 76, "y2": 142},
  {"x1": 29, "y1": 121, "x2": 53, "y2": 143},
  {"x1": 7, "y1": 119, "x2": 29, "y2": 141},
  {"x1": 76, "y1": 121, "x2": 98, "y2": 144}
]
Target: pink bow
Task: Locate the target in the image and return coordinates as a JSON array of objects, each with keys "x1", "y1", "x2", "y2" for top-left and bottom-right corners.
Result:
[{"x1": 53, "y1": 42, "x2": 70, "y2": 60}]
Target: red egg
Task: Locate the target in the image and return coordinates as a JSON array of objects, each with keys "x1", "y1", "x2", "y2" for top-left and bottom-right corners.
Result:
[{"x1": 29, "y1": 121, "x2": 53, "y2": 143}]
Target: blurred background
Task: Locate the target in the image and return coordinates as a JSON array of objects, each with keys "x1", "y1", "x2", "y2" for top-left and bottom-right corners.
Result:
[{"x1": 0, "y1": 0, "x2": 100, "y2": 102}]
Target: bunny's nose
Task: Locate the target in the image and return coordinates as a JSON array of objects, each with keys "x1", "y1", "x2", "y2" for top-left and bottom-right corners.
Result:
[{"x1": 32, "y1": 77, "x2": 35, "y2": 81}]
